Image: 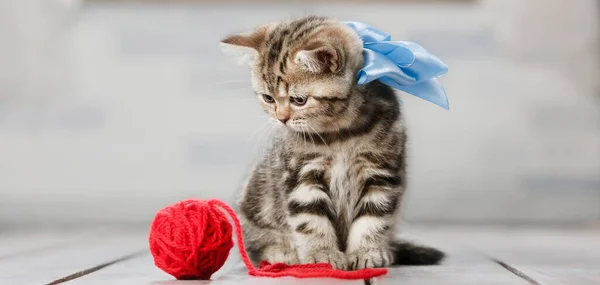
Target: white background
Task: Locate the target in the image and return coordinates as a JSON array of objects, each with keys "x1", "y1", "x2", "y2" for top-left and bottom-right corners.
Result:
[{"x1": 0, "y1": 0, "x2": 598, "y2": 226}]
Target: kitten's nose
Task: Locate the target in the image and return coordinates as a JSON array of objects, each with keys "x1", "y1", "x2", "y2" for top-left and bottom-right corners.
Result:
[{"x1": 276, "y1": 109, "x2": 290, "y2": 124}]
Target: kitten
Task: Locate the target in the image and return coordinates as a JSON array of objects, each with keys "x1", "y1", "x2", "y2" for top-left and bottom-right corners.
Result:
[{"x1": 221, "y1": 16, "x2": 444, "y2": 270}]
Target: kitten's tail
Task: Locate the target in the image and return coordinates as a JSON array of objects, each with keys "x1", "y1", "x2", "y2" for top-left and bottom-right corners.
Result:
[{"x1": 390, "y1": 240, "x2": 445, "y2": 266}]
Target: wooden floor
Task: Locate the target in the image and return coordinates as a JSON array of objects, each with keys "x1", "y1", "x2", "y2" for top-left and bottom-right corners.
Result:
[{"x1": 1, "y1": 226, "x2": 599, "y2": 285}]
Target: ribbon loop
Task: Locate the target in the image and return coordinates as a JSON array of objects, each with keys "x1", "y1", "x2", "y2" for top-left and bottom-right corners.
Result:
[{"x1": 344, "y1": 21, "x2": 449, "y2": 109}]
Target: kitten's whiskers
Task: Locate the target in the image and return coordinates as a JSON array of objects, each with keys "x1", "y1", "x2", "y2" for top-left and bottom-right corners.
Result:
[{"x1": 308, "y1": 123, "x2": 329, "y2": 148}]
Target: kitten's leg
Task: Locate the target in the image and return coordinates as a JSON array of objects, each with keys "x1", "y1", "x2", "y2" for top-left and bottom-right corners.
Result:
[
  {"x1": 286, "y1": 170, "x2": 346, "y2": 270},
  {"x1": 241, "y1": 216, "x2": 299, "y2": 265},
  {"x1": 346, "y1": 171, "x2": 403, "y2": 269},
  {"x1": 239, "y1": 166, "x2": 299, "y2": 265}
]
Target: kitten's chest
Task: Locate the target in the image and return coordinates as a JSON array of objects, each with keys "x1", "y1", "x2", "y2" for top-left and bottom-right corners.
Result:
[{"x1": 327, "y1": 152, "x2": 360, "y2": 215}]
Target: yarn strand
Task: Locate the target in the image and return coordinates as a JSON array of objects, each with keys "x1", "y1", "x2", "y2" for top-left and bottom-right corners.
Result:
[{"x1": 209, "y1": 199, "x2": 388, "y2": 279}]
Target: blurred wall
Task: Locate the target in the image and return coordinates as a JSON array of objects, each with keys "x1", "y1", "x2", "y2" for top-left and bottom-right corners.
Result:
[{"x1": 0, "y1": 0, "x2": 598, "y2": 226}]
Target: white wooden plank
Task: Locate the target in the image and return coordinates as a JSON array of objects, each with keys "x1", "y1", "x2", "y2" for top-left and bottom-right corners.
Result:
[
  {"x1": 0, "y1": 228, "x2": 147, "y2": 285},
  {"x1": 476, "y1": 228, "x2": 600, "y2": 285},
  {"x1": 380, "y1": 266, "x2": 527, "y2": 285},
  {"x1": 6, "y1": 226, "x2": 596, "y2": 285},
  {"x1": 0, "y1": 228, "x2": 112, "y2": 260},
  {"x1": 372, "y1": 230, "x2": 528, "y2": 285},
  {"x1": 66, "y1": 247, "x2": 235, "y2": 285},
  {"x1": 68, "y1": 229, "x2": 524, "y2": 285},
  {"x1": 408, "y1": 226, "x2": 600, "y2": 285},
  {"x1": 68, "y1": 244, "x2": 364, "y2": 285},
  {"x1": 57, "y1": 253, "x2": 169, "y2": 285},
  {"x1": 511, "y1": 267, "x2": 600, "y2": 285}
]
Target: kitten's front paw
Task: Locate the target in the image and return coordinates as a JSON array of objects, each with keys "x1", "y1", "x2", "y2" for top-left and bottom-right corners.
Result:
[
  {"x1": 263, "y1": 245, "x2": 300, "y2": 265},
  {"x1": 347, "y1": 248, "x2": 392, "y2": 269},
  {"x1": 304, "y1": 249, "x2": 347, "y2": 270}
]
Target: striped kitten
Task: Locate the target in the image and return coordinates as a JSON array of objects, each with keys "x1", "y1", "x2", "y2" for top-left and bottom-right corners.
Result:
[{"x1": 221, "y1": 16, "x2": 444, "y2": 270}]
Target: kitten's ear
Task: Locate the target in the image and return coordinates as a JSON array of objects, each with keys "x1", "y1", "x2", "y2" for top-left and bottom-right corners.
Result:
[
  {"x1": 294, "y1": 43, "x2": 340, "y2": 74},
  {"x1": 220, "y1": 25, "x2": 270, "y2": 65}
]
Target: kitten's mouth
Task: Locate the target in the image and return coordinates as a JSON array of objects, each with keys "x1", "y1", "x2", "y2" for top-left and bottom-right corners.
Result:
[
  {"x1": 286, "y1": 124, "x2": 301, "y2": 132},
  {"x1": 286, "y1": 123, "x2": 307, "y2": 133},
  {"x1": 286, "y1": 119, "x2": 321, "y2": 134}
]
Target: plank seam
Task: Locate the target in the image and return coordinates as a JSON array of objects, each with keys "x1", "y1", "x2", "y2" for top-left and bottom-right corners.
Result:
[
  {"x1": 45, "y1": 250, "x2": 148, "y2": 285},
  {"x1": 492, "y1": 259, "x2": 541, "y2": 285}
]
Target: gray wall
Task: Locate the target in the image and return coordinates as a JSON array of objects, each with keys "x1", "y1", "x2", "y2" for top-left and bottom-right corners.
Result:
[{"x1": 0, "y1": 0, "x2": 599, "y2": 226}]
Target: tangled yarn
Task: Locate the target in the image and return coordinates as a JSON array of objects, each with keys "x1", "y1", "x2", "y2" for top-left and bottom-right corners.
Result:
[{"x1": 149, "y1": 199, "x2": 387, "y2": 280}]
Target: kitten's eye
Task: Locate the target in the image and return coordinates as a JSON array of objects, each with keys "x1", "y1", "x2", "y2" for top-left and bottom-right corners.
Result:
[
  {"x1": 290, "y1": 96, "x2": 307, "y2": 106},
  {"x1": 262, "y1": 94, "x2": 275, "y2": 104}
]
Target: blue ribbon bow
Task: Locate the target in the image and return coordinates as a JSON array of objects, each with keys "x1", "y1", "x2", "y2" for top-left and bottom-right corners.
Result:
[{"x1": 344, "y1": 21, "x2": 449, "y2": 109}]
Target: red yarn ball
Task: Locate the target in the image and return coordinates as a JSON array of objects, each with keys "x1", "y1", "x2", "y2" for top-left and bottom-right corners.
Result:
[{"x1": 149, "y1": 199, "x2": 234, "y2": 280}]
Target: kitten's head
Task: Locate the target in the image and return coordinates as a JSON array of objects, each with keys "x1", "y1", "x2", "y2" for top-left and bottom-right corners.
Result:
[{"x1": 221, "y1": 16, "x2": 364, "y2": 134}]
